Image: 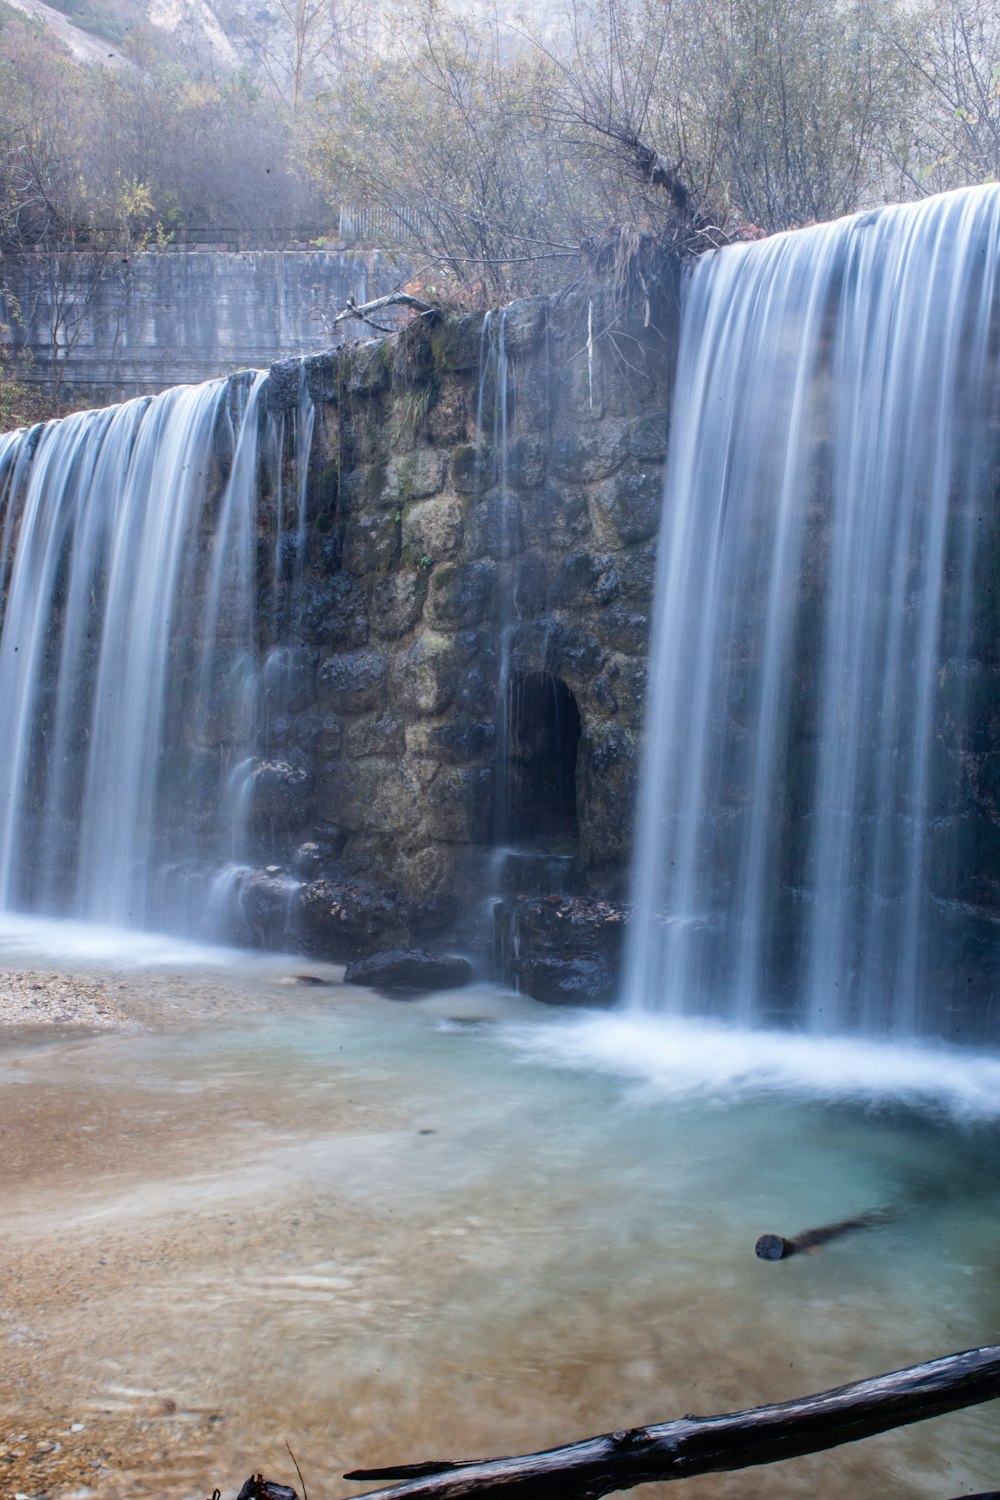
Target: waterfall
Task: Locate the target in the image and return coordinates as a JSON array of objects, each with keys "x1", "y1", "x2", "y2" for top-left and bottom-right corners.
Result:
[
  {"x1": 624, "y1": 185, "x2": 1000, "y2": 1041},
  {"x1": 0, "y1": 368, "x2": 300, "y2": 940}
]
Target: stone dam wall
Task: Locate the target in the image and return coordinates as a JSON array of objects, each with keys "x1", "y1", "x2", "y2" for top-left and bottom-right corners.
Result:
[{"x1": 243, "y1": 275, "x2": 681, "y2": 998}]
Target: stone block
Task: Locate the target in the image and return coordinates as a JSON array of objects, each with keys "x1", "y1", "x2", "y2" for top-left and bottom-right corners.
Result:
[
  {"x1": 431, "y1": 312, "x2": 487, "y2": 372},
  {"x1": 578, "y1": 722, "x2": 638, "y2": 868},
  {"x1": 402, "y1": 495, "x2": 465, "y2": 562},
  {"x1": 510, "y1": 435, "x2": 547, "y2": 490},
  {"x1": 318, "y1": 650, "x2": 388, "y2": 713},
  {"x1": 298, "y1": 572, "x2": 369, "y2": 648},
  {"x1": 591, "y1": 460, "x2": 665, "y2": 545},
  {"x1": 551, "y1": 422, "x2": 629, "y2": 483},
  {"x1": 520, "y1": 483, "x2": 592, "y2": 550},
  {"x1": 465, "y1": 492, "x2": 522, "y2": 559},
  {"x1": 345, "y1": 713, "x2": 406, "y2": 759},
  {"x1": 391, "y1": 635, "x2": 458, "y2": 716},
  {"x1": 334, "y1": 758, "x2": 424, "y2": 834},
  {"x1": 405, "y1": 718, "x2": 496, "y2": 764},
  {"x1": 549, "y1": 552, "x2": 619, "y2": 611},
  {"x1": 597, "y1": 606, "x2": 651, "y2": 654},
  {"x1": 260, "y1": 645, "x2": 317, "y2": 716},
  {"x1": 450, "y1": 443, "x2": 480, "y2": 495},
  {"x1": 498, "y1": 296, "x2": 547, "y2": 356},
  {"x1": 425, "y1": 559, "x2": 498, "y2": 630},
  {"x1": 547, "y1": 622, "x2": 606, "y2": 682},
  {"x1": 628, "y1": 410, "x2": 670, "y2": 462},
  {"x1": 385, "y1": 449, "x2": 448, "y2": 503},
  {"x1": 343, "y1": 511, "x2": 400, "y2": 576},
  {"x1": 427, "y1": 767, "x2": 494, "y2": 843},
  {"x1": 370, "y1": 570, "x2": 426, "y2": 640}
]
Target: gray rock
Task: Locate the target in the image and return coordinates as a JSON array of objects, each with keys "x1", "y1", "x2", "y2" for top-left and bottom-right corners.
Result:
[
  {"x1": 266, "y1": 357, "x2": 304, "y2": 413},
  {"x1": 598, "y1": 460, "x2": 664, "y2": 544},
  {"x1": 261, "y1": 646, "x2": 317, "y2": 715},
  {"x1": 515, "y1": 956, "x2": 617, "y2": 1007},
  {"x1": 370, "y1": 571, "x2": 426, "y2": 639},
  {"x1": 345, "y1": 713, "x2": 406, "y2": 759},
  {"x1": 465, "y1": 492, "x2": 522, "y2": 559},
  {"x1": 300, "y1": 876, "x2": 408, "y2": 960},
  {"x1": 249, "y1": 756, "x2": 313, "y2": 835},
  {"x1": 550, "y1": 423, "x2": 629, "y2": 483},
  {"x1": 385, "y1": 449, "x2": 448, "y2": 503},
  {"x1": 292, "y1": 841, "x2": 335, "y2": 878},
  {"x1": 498, "y1": 296, "x2": 547, "y2": 356},
  {"x1": 550, "y1": 552, "x2": 619, "y2": 610},
  {"x1": 425, "y1": 560, "x2": 498, "y2": 630},
  {"x1": 391, "y1": 636, "x2": 458, "y2": 716},
  {"x1": 449, "y1": 443, "x2": 481, "y2": 494},
  {"x1": 344, "y1": 948, "x2": 472, "y2": 994},
  {"x1": 428, "y1": 768, "x2": 494, "y2": 843},
  {"x1": 318, "y1": 650, "x2": 388, "y2": 713},
  {"x1": 430, "y1": 313, "x2": 487, "y2": 372},
  {"x1": 300, "y1": 573, "x2": 369, "y2": 647},
  {"x1": 402, "y1": 496, "x2": 465, "y2": 562},
  {"x1": 343, "y1": 512, "x2": 400, "y2": 576},
  {"x1": 241, "y1": 867, "x2": 306, "y2": 950}
]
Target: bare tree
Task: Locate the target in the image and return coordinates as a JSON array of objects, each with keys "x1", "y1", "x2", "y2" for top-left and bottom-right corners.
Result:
[
  {"x1": 217, "y1": 0, "x2": 371, "y2": 110},
  {"x1": 889, "y1": 0, "x2": 1000, "y2": 191}
]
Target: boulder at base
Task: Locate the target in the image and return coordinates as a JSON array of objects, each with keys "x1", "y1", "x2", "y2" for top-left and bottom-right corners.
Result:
[
  {"x1": 515, "y1": 955, "x2": 616, "y2": 1007},
  {"x1": 345, "y1": 948, "x2": 472, "y2": 996}
]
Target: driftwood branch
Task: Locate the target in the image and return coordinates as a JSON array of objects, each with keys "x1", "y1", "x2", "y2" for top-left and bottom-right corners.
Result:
[
  {"x1": 755, "y1": 1204, "x2": 900, "y2": 1260},
  {"x1": 332, "y1": 292, "x2": 439, "y2": 330},
  {"x1": 335, "y1": 1346, "x2": 1000, "y2": 1500}
]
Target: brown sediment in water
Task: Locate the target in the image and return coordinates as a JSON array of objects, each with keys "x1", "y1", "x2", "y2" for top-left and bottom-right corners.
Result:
[{"x1": 0, "y1": 961, "x2": 996, "y2": 1500}]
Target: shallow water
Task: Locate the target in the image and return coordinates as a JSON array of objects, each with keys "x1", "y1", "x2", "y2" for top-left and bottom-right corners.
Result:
[{"x1": 0, "y1": 926, "x2": 998, "y2": 1500}]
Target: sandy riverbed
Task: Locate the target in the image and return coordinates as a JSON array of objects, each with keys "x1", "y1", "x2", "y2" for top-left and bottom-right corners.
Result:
[
  {"x1": 0, "y1": 969, "x2": 133, "y2": 1029},
  {"x1": 1, "y1": 927, "x2": 998, "y2": 1500}
]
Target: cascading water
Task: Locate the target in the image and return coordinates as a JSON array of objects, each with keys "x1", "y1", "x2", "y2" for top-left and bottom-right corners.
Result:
[
  {"x1": 624, "y1": 185, "x2": 1000, "y2": 1042},
  {"x1": 0, "y1": 367, "x2": 308, "y2": 941}
]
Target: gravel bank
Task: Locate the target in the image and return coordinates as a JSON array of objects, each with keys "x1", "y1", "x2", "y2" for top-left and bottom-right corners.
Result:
[{"x1": 0, "y1": 968, "x2": 131, "y2": 1028}]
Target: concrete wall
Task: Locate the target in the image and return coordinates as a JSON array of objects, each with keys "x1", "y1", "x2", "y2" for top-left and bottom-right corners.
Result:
[{"x1": 2, "y1": 248, "x2": 376, "y2": 397}]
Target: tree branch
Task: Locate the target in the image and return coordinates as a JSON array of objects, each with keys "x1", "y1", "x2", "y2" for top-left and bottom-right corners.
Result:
[
  {"x1": 332, "y1": 292, "x2": 440, "y2": 327},
  {"x1": 337, "y1": 1346, "x2": 1000, "y2": 1500}
]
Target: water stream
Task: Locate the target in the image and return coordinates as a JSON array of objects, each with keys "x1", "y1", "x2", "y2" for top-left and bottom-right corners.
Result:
[
  {"x1": 0, "y1": 368, "x2": 313, "y2": 943},
  {"x1": 625, "y1": 185, "x2": 1000, "y2": 1040}
]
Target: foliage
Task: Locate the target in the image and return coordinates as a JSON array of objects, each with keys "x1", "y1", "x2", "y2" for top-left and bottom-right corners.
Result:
[
  {"x1": 662, "y1": 0, "x2": 916, "y2": 230},
  {"x1": 889, "y1": 0, "x2": 1000, "y2": 190},
  {"x1": 302, "y1": 0, "x2": 921, "y2": 297},
  {"x1": 304, "y1": 0, "x2": 598, "y2": 302},
  {"x1": 0, "y1": 0, "x2": 998, "y2": 367}
]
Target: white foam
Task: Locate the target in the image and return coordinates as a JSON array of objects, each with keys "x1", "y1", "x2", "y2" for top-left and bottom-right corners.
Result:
[
  {"x1": 505, "y1": 1010, "x2": 1000, "y2": 1122},
  {"x1": 0, "y1": 911, "x2": 251, "y2": 969}
]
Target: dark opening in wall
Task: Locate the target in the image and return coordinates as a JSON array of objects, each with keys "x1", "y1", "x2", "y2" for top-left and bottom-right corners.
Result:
[{"x1": 507, "y1": 672, "x2": 581, "y2": 843}]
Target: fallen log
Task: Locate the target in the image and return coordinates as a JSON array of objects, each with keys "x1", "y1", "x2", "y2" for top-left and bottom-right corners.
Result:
[
  {"x1": 755, "y1": 1204, "x2": 900, "y2": 1260},
  {"x1": 332, "y1": 1346, "x2": 1000, "y2": 1500}
]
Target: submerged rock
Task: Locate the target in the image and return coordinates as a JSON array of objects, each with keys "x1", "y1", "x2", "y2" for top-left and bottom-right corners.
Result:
[
  {"x1": 344, "y1": 948, "x2": 472, "y2": 995},
  {"x1": 515, "y1": 955, "x2": 616, "y2": 1007}
]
